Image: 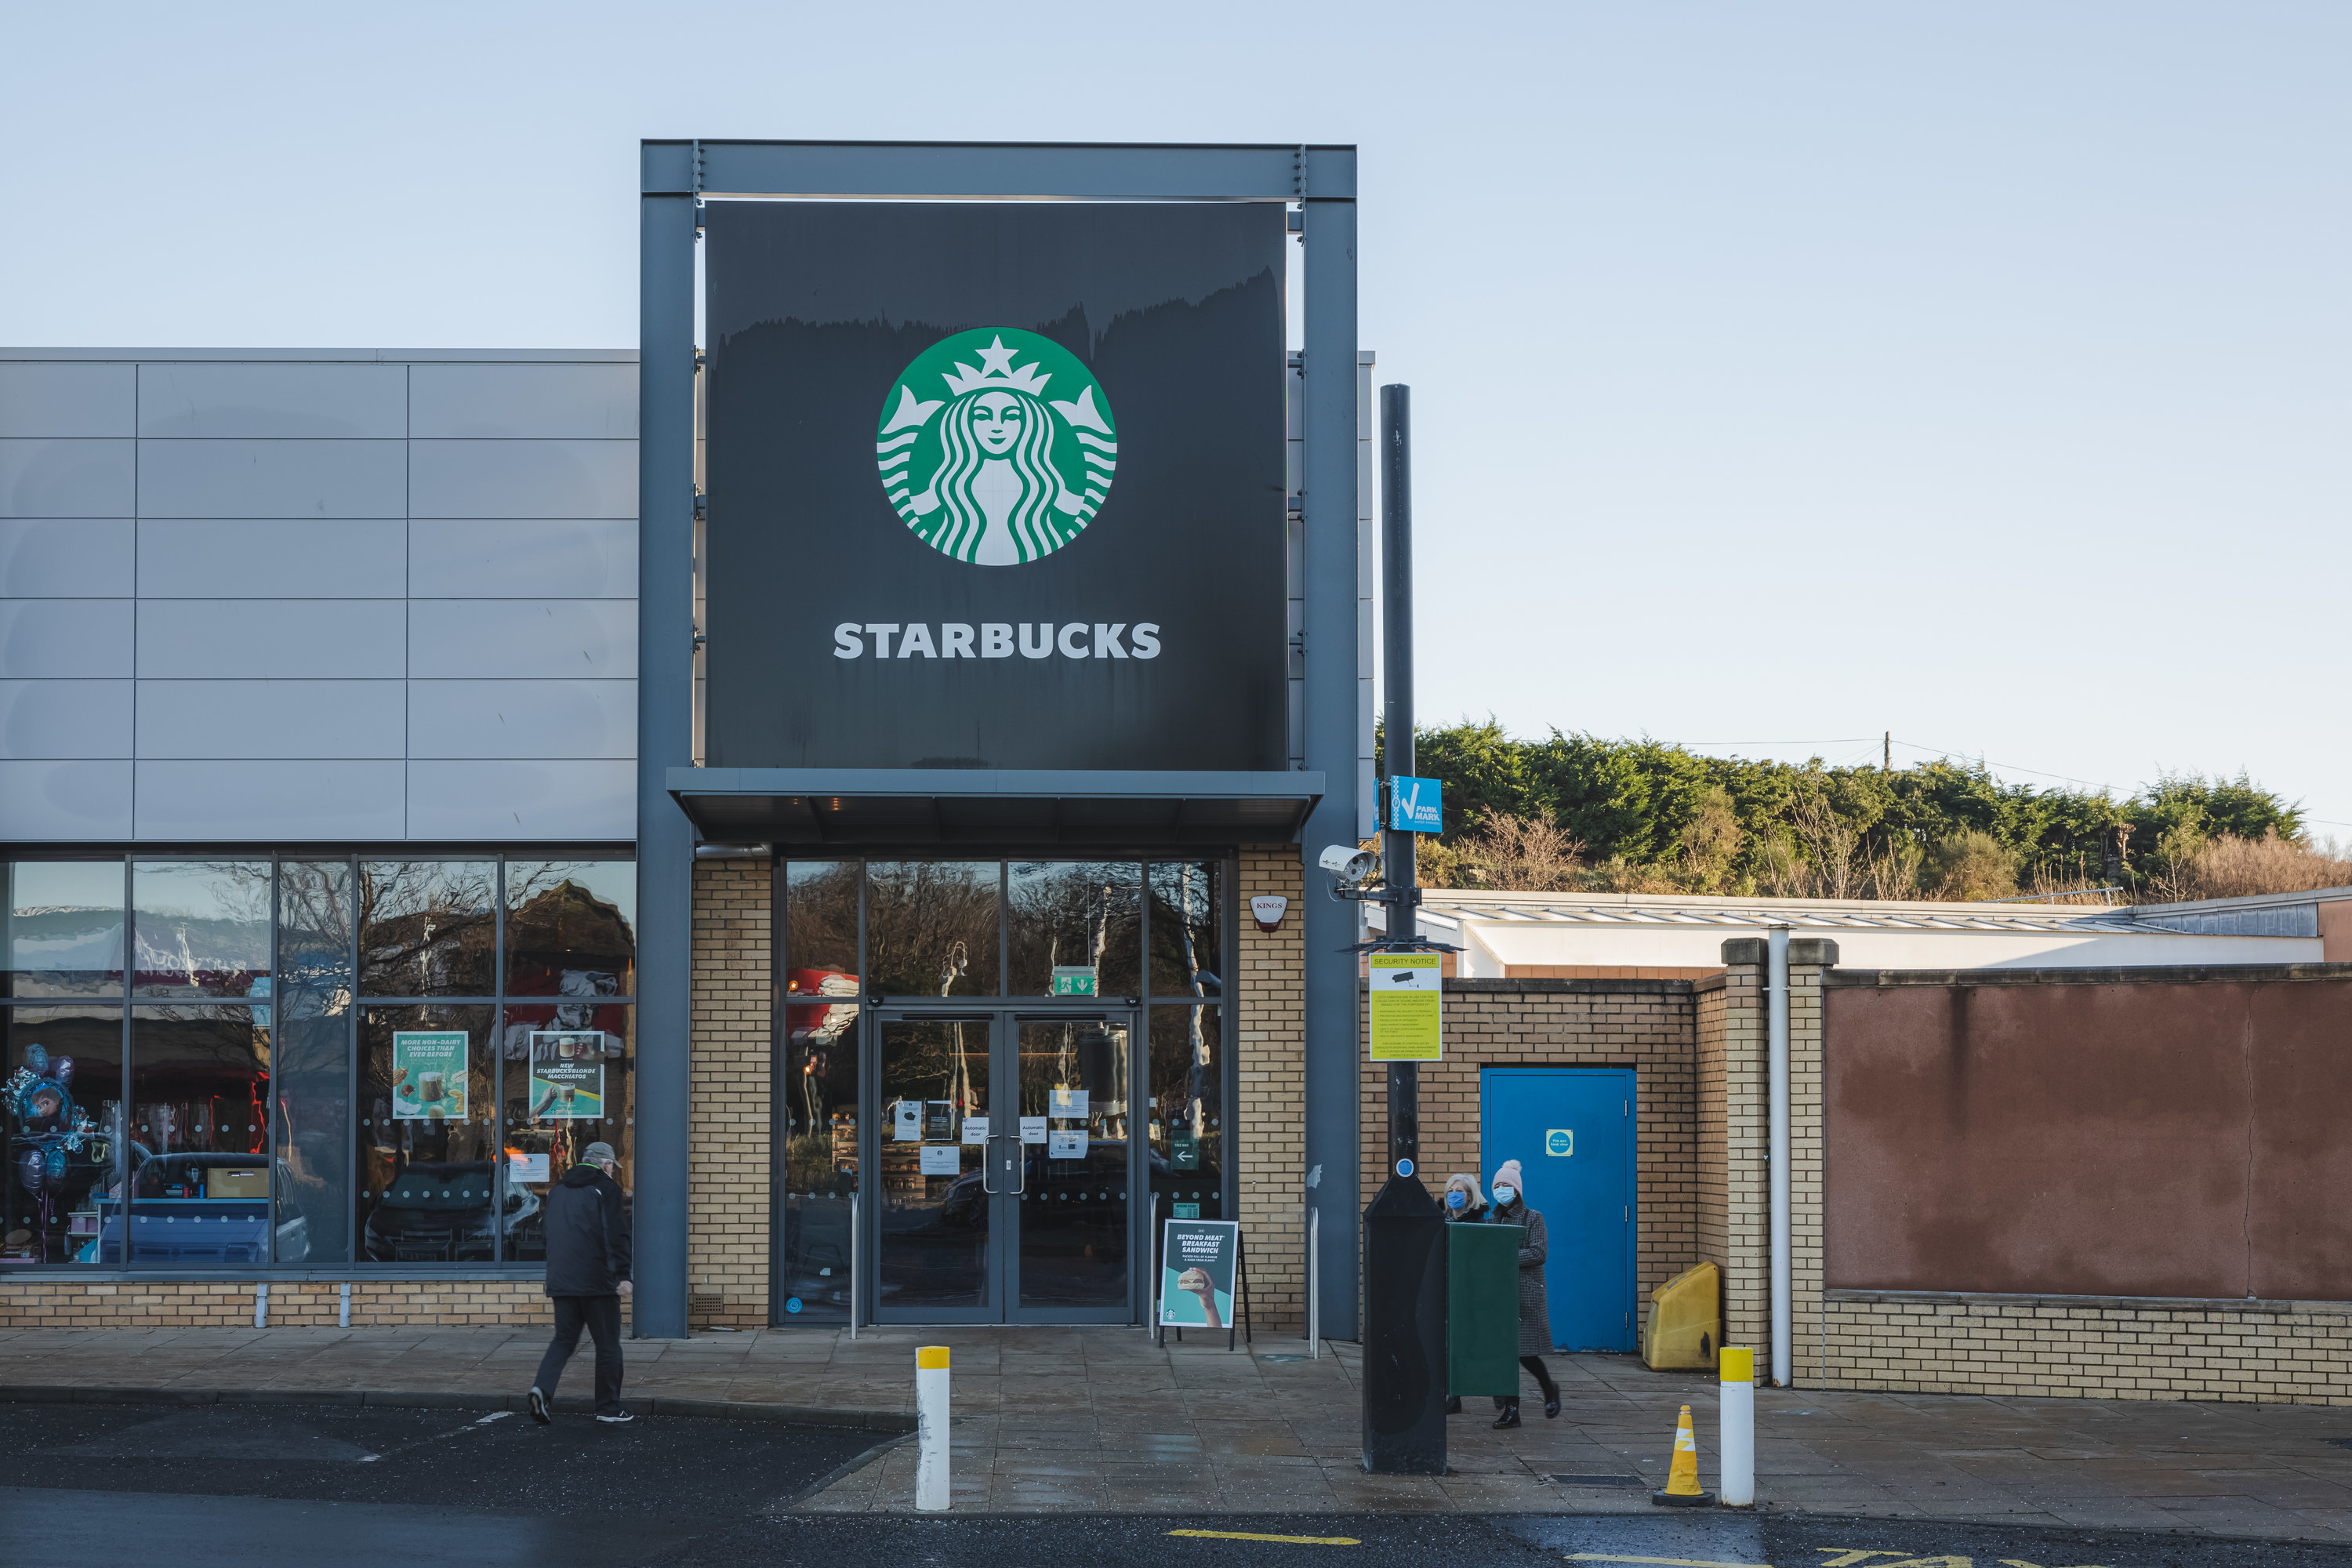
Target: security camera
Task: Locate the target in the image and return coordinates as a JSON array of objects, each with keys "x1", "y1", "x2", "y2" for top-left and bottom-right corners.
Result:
[{"x1": 1319, "y1": 844, "x2": 1378, "y2": 886}]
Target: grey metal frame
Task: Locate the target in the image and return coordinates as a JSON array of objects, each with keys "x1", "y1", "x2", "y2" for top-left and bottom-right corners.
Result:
[{"x1": 644, "y1": 139, "x2": 1361, "y2": 1341}]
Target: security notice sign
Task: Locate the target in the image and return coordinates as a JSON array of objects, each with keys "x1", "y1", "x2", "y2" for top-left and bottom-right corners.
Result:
[
  {"x1": 1367, "y1": 953, "x2": 1443, "y2": 1061},
  {"x1": 1159, "y1": 1218, "x2": 1238, "y2": 1330}
]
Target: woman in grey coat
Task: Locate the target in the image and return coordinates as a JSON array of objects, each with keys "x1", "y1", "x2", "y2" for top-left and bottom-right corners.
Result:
[{"x1": 1486, "y1": 1158, "x2": 1561, "y2": 1428}]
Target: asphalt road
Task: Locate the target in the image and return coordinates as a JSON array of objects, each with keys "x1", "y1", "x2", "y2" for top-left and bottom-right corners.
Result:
[{"x1": 10, "y1": 1400, "x2": 2352, "y2": 1568}]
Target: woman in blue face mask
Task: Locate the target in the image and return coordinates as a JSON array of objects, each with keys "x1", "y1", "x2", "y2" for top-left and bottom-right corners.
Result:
[
  {"x1": 1486, "y1": 1158, "x2": 1561, "y2": 1427},
  {"x1": 1439, "y1": 1174, "x2": 1488, "y2": 1414}
]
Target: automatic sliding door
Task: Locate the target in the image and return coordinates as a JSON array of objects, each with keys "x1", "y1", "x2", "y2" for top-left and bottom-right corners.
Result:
[
  {"x1": 1010, "y1": 1016, "x2": 1134, "y2": 1321},
  {"x1": 874, "y1": 1015, "x2": 996, "y2": 1322}
]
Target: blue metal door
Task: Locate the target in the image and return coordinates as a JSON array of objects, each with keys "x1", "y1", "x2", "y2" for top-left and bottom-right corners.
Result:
[{"x1": 1479, "y1": 1067, "x2": 1636, "y2": 1352}]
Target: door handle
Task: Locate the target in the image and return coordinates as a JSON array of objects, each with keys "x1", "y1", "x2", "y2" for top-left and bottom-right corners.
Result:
[
  {"x1": 1006, "y1": 1134, "x2": 1026, "y2": 1195},
  {"x1": 981, "y1": 1137, "x2": 998, "y2": 1196}
]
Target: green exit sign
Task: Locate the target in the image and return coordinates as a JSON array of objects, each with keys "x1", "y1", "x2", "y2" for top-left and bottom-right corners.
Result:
[{"x1": 1050, "y1": 967, "x2": 1098, "y2": 996}]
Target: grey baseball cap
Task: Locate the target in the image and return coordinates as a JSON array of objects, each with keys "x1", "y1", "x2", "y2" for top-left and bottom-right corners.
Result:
[{"x1": 582, "y1": 1142, "x2": 616, "y2": 1165}]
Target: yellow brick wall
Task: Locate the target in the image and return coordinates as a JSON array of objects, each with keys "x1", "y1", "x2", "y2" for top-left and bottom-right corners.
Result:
[
  {"x1": 1694, "y1": 979, "x2": 1729, "y2": 1296},
  {"x1": 1354, "y1": 979, "x2": 1699, "y2": 1347},
  {"x1": 1235, "y1": 848, "x2": 1308, "y2": 1330},
  {"x1": 689, "y1": 859, "x2": 772, "y2": 1329},
  {"x1": 0, "y1": 1279, "x2": 554, "y2": 1329}
]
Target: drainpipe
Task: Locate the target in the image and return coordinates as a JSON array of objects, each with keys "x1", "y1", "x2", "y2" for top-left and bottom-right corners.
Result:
[{"x1": 1768, "y1": 924, "x2": 1792, "y2": 1387}]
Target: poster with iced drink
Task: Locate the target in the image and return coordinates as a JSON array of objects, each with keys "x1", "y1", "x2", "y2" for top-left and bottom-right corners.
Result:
[
  {"x1": 392, "y1": 1031, "x2": 469, "y2": 1121},
  {"x1": 528, "y1": 1031, "x2": 605, "y2": 1120}
]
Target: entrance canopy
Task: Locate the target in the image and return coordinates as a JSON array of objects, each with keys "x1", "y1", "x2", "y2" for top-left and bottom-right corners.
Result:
[{"x1": 670, "y1": 768, "x2": 1322, "y2": 848}]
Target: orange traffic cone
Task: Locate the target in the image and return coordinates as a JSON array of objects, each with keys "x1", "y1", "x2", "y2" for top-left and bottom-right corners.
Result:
[{"x1": 1651, "y1": 1403, "x2": 1715, "y2": 1507}]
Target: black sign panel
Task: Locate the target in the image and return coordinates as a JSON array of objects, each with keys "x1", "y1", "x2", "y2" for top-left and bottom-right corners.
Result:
[{"x1": 705, "y1": 202, "x2": 1286, "y2": 771}]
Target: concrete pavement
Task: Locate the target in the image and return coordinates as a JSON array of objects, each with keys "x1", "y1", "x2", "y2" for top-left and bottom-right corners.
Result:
[{"x1": 7, "y1": 1323, "x2": 2352, "y2": 1542}]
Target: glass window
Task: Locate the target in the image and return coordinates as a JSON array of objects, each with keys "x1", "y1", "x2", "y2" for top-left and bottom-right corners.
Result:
[
  {"x1": 503, "y1": 860, "x2": 636, "y2": 998},
  {"x1": 275, "y1": 861, "x2": 354, "y2": 1266},
  {"x1": 865, "y1": 862, "x2": 1000, "y2": 996},
  {"x1": 132, "y1": 861, "x2": 271, "y2": 1000},
  {"x1": 359, "y1": 862, "x2": 497, "y2": 998},
  {"x1": 5, "y1": 861, "x2": 125, "y2": 1000},
  {"x1": 1148, "y1": 862, "x2": 1223, "y2": 998},
  {"x1": 128, "y1": 1004, "x2": 274, "y2": 1267},
  {"x1": 1007, "y1": 862, "x2": 1142, "y2": 998},
  {"x1": 783, "y1": 862, "x2": 859, "y2": 1000},
  {"x1": 1149, "y1": 1004, "x2": 1225, "y2": 1220},
  {"x1": 356, "y1": 1004, "x2": 497, "y2": 1264},
  {"x1": 500, "y1": 1002, "x2": 632, "y2": 1264},
  {"x1": 4, "y1": 1006, "x2": 123, "y2": 1265},
  {"x1": 779, "y1": 1000, "x2": 860, "y2": 1322}
]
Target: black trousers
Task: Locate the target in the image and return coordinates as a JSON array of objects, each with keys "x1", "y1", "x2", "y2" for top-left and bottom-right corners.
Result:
[
  {"x1": 1494, "y1": 1355, "x2": 1558, "y2": 1410},
  {"x1": 535, "y1": 1294, "x2": 624, "y2": 1414}
]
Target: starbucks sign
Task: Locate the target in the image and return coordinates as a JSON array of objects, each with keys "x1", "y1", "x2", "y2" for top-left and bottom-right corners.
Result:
[{"x1": 878, "y1": 329, "x2": 1117, "y2": 566}]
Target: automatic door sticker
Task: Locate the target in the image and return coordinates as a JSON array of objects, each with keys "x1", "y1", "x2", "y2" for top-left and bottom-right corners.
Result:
[
  {"x1": 876, "y1": 328, "x2": 1116, "y2": 566},
  {"x1": 1019, "y1": 1116, "x2": 1049, "y2": 1144},
  {"x1": 961, "y1": 1116, "x2": 990, "y2": 1145}
]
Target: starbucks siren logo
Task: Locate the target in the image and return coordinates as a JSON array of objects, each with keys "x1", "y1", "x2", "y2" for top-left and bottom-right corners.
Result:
[{"x1": 875, "y1": 327, "x2": 1116, "y2": 565}]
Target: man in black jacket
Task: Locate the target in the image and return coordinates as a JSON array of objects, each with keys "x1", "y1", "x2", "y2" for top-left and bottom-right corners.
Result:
[{"x1": 527, "y1": 1141, "x2": 633, "y2": 1425}]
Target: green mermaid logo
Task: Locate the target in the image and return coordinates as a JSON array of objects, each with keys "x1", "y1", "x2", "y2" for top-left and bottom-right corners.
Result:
[{"x1": 875, "y1": 328, "x2": 1117, "y2": 565}]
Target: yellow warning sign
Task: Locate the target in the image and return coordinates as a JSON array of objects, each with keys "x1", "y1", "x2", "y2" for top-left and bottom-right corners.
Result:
[{"x1": 1367, "y1": 953, "x2": 1442, "y2": 1061}]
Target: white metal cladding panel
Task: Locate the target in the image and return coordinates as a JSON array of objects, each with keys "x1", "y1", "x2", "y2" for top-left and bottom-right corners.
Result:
[
  {"x1": 405, "y1": 599, "x2": 637, "y2": 680},
  {"x1": 0, "y1": 364, "x2": 136, "y2": 437},
  {"x1": 0, "y1": 518, "x2": 135, "y2": 597},
  {"x1": 138, "y1": 439, "x2": 408, "y2": 519},
  {"x1": 406, "y1": 439, "x2": 638, "y2": 519},
  {"x1": 137, "y1": 363, "x2": 408, "y2": 439},
  {"x1": 0, "y1": 437, "x2": 136, "y2": 517},
  {"x1": 406, "y1": 679, "x2": 636, "y2": 759},
  {"x1": 0, "y1": 759, "x2": 134, "y2": 837},
  {"x1": 136, "y1": 518, "x2": 408, "y2": 598},
  {"x1": 0, "y1": 353, "x2": 639, "y2": 840},
  {"x1": 0, "y1": 679, "x2": 133, "y2": 758},
  {"x1": 136, "y1": 599, "x2": 407, "y2": 680},
  {"x1": 408, "y1": 363, "x2": 638, "y2": 439},
  {"x1": 135, "y1": 678, "x2": 405, "y2": 759},
  {"x1": 0, "y1": 597, "x2": 135, "y2": 679},
  {"x1": 406, "y1": 758, "x2": 636, "y2": 839},
  {"x1": 406, "y1": 517, "x2": 639, "y2": 598},
  {"x1": 136, "y1": 759, "x2": 407, "y2": 839}
]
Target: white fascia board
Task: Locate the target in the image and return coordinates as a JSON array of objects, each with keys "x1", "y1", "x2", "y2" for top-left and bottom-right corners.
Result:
[{"x1": 1464, "y1": 920, "x2": 2322, "y2": 971}]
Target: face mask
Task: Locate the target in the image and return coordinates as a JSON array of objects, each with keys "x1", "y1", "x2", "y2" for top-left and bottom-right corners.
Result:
[
  {"x1": 1444, "y1": 1189, "x2": 1466, "y2": 1210},
  {"x1": 1494, "y1": 1185, "x2": 1516, "y2": 1205}
]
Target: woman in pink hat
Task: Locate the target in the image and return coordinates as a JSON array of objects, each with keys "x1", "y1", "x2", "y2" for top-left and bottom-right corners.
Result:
[{"x1": 1485, "y1": 1157, "x2": 1561, "y2": 1427}]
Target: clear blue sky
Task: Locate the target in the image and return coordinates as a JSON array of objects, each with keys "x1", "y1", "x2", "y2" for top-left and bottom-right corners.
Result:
[{"x1": 6, "y1": 3, "x2": 2345, "y2": 831}]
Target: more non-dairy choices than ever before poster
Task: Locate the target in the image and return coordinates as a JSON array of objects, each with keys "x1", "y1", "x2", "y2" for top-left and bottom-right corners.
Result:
[{"x1": 391, "y1": 1031, "x2": 469, "y2": 1120}]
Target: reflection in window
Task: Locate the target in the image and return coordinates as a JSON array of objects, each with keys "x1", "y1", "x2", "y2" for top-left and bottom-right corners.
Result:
[
  {"x1": 504, "y1": 860, "x2": 636, "y2": 998},
  {"x1": 276, "y1": 862, "x2": 354, "y2": 1266},
  {"x1": 1148, "y1": 862, "x2": 1222, "y2": 998},
  {"x1": 5, "y1": 861, "x2": 125, "y2": 1000},
  {"x1": 357, "y1": 1005, "x2": 497, "y2": 1264},
  {"x1": 866, "y1": 863, "x2": 1000, "y2": 996},
  {"x1": 129, "y1": 1004, "x2": 277, "y2": 1266},
  {"x1": 1149, "y1": 1004, "x2": 1225, "y2": 1219},
  {"x1": 359, "y1": 862, "x2": 497, "y2": 998},
  {"x1": 779, "y1": 1003, "x2": 859, "y2": 1322},
  {"x1": 1007, "y1": 862, "x2": 1141, "y2": 997},
  {"x1": 132, "y1": 861, "x2": 271, "y2": 999},
  {"x1": 4, "y1": 1007, "x2": 123, "y2": 1265},
  {"x1": 500, "y1": 1003, "x2": 632, "y2": 1263},
  {"x1": 783, "y1": 862, "x2": 859, "y2": 1000}
]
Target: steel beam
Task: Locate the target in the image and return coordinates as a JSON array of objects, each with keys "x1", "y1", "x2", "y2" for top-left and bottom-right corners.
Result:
[
  {"x1": 633, "y1": 191, "x2": 698, "y2": 1340},
  {"x1": 1300, "y1": 194, "x2": 1361, "y2": 1341},
  {"x1": 644, "y1": 140, "x2": 1356, "y2": 202}
]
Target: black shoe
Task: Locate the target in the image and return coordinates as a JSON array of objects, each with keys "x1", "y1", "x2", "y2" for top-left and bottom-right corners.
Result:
[
  {"x1": 1444, "y1": 1396, "x2": 1461, "y2": 1414},
  {"x1": 1492, "y1": 1403, "x2": 1521, "y2": 1429},
  {"x1": 596, "y1": 1409, "x2": 635, "y2": 1424},
  {"x1": 1544, "y1": 1392, "x2": 1561, "y2": 1419},
  {"x1": 527, "y1": 1387, "x2": 550, "y2": 1426}
]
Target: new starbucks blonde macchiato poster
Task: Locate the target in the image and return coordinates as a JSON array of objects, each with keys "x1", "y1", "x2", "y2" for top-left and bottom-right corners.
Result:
[{"x1": 390, "y1": 1031, "x2": 469, "y2": 1121}]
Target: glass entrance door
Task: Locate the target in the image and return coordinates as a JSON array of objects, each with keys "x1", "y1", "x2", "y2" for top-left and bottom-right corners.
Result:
[{"x1": 870, "y1": 1011, "x2": 1134, "y2": 1324}]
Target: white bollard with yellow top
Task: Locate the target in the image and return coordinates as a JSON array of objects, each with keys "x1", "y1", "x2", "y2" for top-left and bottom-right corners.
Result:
[
  {"x1": 916, "y1": 1345, "x2": 951, "y2": 1510},
  {"x1": 1719, "y1": 1345, "x2": 1755, "y2": 1507}
]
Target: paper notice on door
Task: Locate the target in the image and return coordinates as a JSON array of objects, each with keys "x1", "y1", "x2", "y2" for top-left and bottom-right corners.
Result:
[
  {"x1": 1019, "y1": 1116, "x2": 1049, "y2": 1144},
  {"x1": 892, "y1": 1101, "x2": 922, "y2": 1142},
  {"x1": 918, "y1": 1144, "x2": 961, "y2": 1176},
  {"x1": 1049, "y1": 1131, "x2": 1088, "y2": 1159},
  {"x1": 1048, "y1": 1087, "x2": 1088, "y2": 1117},
  {"x1": 960, "y1": 1116, "x2": 989, "y2": 1145}
]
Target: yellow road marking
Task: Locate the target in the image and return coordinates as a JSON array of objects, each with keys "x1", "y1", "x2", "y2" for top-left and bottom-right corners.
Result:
[
  {"x1": 1563, "y1": 1555, "x2": 1771, "y2": 1567},
  {"x1": 1168, "y1": 1529, "x2": 1362, "y2": 1545}
]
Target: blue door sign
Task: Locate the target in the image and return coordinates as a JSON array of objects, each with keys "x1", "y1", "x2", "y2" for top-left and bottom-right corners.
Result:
[{"x1": 1481, "y1": 1066, "x2": 1636, "y2": 1352}]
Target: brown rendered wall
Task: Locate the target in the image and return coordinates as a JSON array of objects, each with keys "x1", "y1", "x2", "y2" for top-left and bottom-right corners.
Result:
[
  {"x1": 2321, "y1": 899, "x2": 2352, "y2": 963},
  {"x1": 1824, "y1": 967, "x2": 2352, "y2": 1301},
  {"x1": 1355, "y1": 977, "x2": 1700, "y2": 1345}
]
